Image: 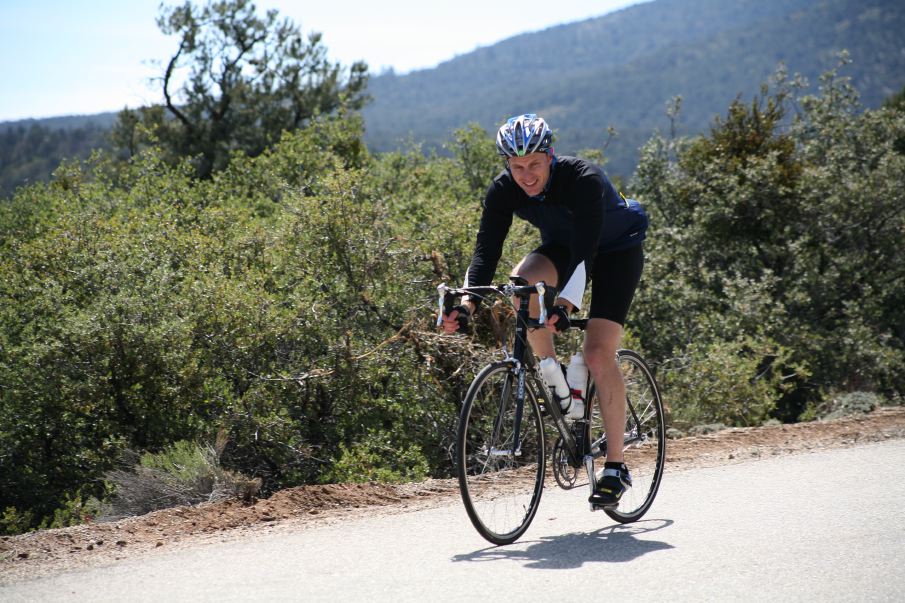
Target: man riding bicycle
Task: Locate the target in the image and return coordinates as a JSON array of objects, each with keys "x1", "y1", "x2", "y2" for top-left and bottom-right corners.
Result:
[{"x1": 440, "y1": 114, "x2": 648, "y2": 507}]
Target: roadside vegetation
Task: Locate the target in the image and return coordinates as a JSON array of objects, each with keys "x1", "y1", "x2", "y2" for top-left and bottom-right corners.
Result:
[{"x1": 1, "y1": 1, "x2": 903, "y2": 535}]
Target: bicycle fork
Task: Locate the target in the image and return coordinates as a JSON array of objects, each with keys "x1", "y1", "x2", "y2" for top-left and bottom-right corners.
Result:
[
  {"x1": 491, "y1": 283, "x2": 544, "y2": 458},
  {"x1": 489, "y1": 366, "x2": 525, "y2": 457},
  {"x1": 585, "y1": 455, "x2": 599, "y2": 510}
]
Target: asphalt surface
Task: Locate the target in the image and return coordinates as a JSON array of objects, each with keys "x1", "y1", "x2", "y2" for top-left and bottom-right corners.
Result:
[{"x1": 5, "y1": 439, "x2": 905, "y2": 602}]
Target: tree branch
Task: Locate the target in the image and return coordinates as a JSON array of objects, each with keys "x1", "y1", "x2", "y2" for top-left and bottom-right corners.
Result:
[{"x1": 164, "y1": 40, "x2": 193, "y2": 132}]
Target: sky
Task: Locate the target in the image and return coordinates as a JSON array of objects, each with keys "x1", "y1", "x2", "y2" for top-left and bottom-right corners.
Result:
[{"x1": 0, "y1": 0, "x2": 646, "y2": 122}]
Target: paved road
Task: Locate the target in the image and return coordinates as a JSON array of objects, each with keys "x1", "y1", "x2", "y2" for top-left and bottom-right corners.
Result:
[{"x1": 5, "y1": 439, "x2": 905, "y2": 602}]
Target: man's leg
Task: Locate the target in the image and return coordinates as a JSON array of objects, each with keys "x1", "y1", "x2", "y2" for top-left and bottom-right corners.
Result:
[
  {"x1": 583, "y1": 318, "x2": 626, "y2": 463},
  {"x1": 511, "y1": 253, "x2": 558, "y2": 357}
]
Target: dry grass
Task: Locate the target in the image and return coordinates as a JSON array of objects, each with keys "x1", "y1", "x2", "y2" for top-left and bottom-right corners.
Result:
[{"x1": 103, "y1": 433, "x2": 260, "y2": 521}]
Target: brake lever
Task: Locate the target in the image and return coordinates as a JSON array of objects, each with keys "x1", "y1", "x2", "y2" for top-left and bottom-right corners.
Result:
[
  {"x1": 436, "y1": 283, "x2": 449, "y2": 327},
  {"x1": 536, "y1": 281, "x2": 547, "y2": 325}
]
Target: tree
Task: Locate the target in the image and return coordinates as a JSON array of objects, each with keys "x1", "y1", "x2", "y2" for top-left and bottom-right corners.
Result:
[
  {"x1": 112, "y1": 0, "x2": 369, "y2": 178},
  {"x1": 631, "y1": 62, "x2": 905, "y2": 424},
  {"x1": 883, "y1": 84, "x2": 905, "y2": 112}
]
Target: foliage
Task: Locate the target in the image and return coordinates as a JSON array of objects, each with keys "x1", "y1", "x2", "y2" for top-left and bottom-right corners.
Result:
[
  {"x1": 1, "y1": 487, "x2": 105, "y2": 535},
  {"x1": 659, "y1": 336, "x2": 802, "y2": 428},
  {"x1": 109, "y1": 0, "x2": 369, "y2": 178},
  {"x1": 36, "y1": 488, "x2": 106, "y2": 530},
  {"x1": 801, "y1": 391, "x2": 889, "y2": 422},
  {"x1": 1, "y1": 507, "x2": 33, "y2": 536},
  {"x1": 883, "y1": 84, "x2": 905, "y2": 111},
  {"x1": 0, "y1": 113, "x2": 476, "y2": 532},
  {"x1": 631, "y1": 60, "x2": 905, "y2": 425}
]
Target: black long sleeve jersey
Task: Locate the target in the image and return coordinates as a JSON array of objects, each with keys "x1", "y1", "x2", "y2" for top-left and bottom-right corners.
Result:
[{"x1": 464, "y1": 155, "x2": 648, "y2": 310}]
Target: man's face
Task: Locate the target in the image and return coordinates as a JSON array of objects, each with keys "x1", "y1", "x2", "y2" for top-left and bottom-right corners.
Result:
[{"x1": 507, "y1": 152, "x2": 553, "y2": 197}]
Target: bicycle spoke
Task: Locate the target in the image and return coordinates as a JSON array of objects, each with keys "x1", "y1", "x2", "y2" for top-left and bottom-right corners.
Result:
[
  {"x1": 586, "y1": 350, "x2": 666, "y2": 523},
  {"x1": 457, "y1": 363, "x2": 545, "y2": 545}
]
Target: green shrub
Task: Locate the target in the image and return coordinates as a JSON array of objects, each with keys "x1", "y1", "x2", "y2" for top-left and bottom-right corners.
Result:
[
  {"x1": 632, "y1": 61, "x2": 905, "y2": 422},
  {"x1": 1, "y1": 507, "x2": 34, "y2": 536},
  {"x1": 38, "y1": 488, "x2": 106, "y2": 530},
  {"x1": 802, "y1": 391, "x2": 888, "y2": 422},
  {"x1": 660, "y1": 336, "x2": 804, "y2": 428},
  {"x1": 326, "y1": 437, "x2": 431, "y2": 484}
]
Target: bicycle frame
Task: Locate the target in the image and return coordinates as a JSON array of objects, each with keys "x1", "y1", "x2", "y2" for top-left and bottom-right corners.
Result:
[
  {"x1": 437, "y1": 279, "x2": 581, "y2": 465},
  {"x1": 447, "y1": 279, "x2": 667, "y2": 542}
]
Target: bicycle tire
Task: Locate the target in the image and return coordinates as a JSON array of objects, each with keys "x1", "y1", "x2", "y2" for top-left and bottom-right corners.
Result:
[
  {"x1": 587, "y1": 349, "x2": 666, "y2": 523},
  {"x1": 456, "y1": 361, "x2": 546, "y2": 545}
]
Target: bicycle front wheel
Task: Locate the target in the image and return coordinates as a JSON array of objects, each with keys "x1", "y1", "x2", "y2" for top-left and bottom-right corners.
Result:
[
  {"x1": 456, "y1": 362, "x2": 546, "y2": 545},
  {"x1": 588, "y1": 349, "x2": 666, "y2": 523}
]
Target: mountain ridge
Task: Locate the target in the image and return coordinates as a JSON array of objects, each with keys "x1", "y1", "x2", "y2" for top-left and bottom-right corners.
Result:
[
  {"x1": 362, "y1": 0, "x2": 905, "y2": 176},
  {"x1": 1, "y1": 0, "x2": 903, "y2": 192}
]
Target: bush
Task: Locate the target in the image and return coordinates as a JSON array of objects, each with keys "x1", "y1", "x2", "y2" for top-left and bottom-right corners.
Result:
[
  {"x1": 659, "y1": 336, "x2": 802, "y2": 428},
  {"x1": 802, "y1": 391, "x2": 889, "y2": 422},
  {"x1": 104, "y1": 436, "x2": 260, "y2": 519},
  {"x1": 1, "y1": 507, "x2": 33, "y2": 536},
  {"x1": 632, "y1": 61, "x2": 905, "y2": 424},
  {"x1": 326, "y1": 437, "x2": 431, "y2": 484}
]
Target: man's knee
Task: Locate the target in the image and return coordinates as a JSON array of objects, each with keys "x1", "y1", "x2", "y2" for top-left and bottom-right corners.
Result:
[
  {"x1": 583, "y1": 319, "x2": 623, "y2": 367},
  {"x1": 583, "y1": 341, "x2": 618, "y2": 368},
  {"x1": 510, "y1": 253, "x2": 558, "y2": 314},
  {"x1": 512, "y1": 253, "x2": 557, "y2": 283}
]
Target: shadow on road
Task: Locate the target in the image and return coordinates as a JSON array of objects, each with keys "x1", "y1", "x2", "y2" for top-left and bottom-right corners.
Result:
[{"x1": 451, "y1": 519, "x2": 674, "y2": 569}]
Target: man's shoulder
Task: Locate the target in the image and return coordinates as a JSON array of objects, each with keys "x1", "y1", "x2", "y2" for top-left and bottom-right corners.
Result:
[
  {"x1": 554, "y1": 155, "x2": 604, "y2": 179},
  {"x1": 484, "y1": 170, "x2": 520, "y2": 206},
  {"x1": 489, "y1": 168, "x2": 514, "y2": 188},
  {"x1": 551, "y1": 156, "x2": 606, "y2": 200}
]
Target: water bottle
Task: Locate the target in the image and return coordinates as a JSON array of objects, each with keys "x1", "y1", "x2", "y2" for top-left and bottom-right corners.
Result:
[
  {"x1": 539, "y1": 357, "x2": 573, "y2": 417},
  {"x1": 566, "y1": 352, "x2": 588, "y2": 420}
]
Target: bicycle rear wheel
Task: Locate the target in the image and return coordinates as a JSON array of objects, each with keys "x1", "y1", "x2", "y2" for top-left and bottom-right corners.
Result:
[
  {"x1": 456, "y1": 362, "x2": 546, "y2": 545},
  {"x1": 588, "y1": 349, "x2": 665, "y2": 523}
]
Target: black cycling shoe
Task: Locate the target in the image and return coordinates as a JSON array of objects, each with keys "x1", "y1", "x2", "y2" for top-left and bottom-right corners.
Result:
[{"x1": 589, "y1": 466, "x2": 632, "y2": 507}]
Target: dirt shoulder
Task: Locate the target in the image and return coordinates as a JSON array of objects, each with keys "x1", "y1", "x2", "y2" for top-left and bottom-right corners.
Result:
[{"x1": 3, "y1": 406, "x2": 905, "y2": 584}]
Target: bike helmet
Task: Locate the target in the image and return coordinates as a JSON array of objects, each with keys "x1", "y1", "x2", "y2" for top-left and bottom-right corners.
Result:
[{"x1": 496, "y1": 114, "x2": 553, "y2": 157}]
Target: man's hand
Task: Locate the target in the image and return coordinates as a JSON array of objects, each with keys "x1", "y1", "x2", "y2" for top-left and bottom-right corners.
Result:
[
  {"x1": 441, "y1": 301, "x2": 474, "y2": 334},
  {"x1": 546, "y1": 304, "x2": 572, "y2": 334}
]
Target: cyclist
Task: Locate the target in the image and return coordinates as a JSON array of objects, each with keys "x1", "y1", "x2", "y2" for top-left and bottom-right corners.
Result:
[{"x1": 441, "y1": 113, "x2": 648, "y2": 508}]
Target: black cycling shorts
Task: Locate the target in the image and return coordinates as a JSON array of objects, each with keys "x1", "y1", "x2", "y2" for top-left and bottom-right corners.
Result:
[{"x1": 531, "y1": 242, "x2": 644, "y2": 325}]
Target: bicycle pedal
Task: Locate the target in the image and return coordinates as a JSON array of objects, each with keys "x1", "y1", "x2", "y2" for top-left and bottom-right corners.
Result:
[{"x1": 589, "y1": 502, "x2": 617, "y2": 512}]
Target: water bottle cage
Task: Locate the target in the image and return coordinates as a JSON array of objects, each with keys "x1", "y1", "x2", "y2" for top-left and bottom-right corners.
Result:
[{"x1": 553, "y1": 391, "x2": 572, "y2": 413}]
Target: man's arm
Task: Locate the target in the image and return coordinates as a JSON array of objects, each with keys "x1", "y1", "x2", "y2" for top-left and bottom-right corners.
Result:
[
  {"x1": 558, "y1": 168, "x2": 606, "y2": 311},
  {"x1": 461, "y1": 183, "x2": 513, "y2": 307}
]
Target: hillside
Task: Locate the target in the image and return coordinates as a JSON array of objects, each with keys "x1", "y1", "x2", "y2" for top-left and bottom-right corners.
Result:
[
  {"x1": 363, "y1": 0, "x2": 905, "y2": 176},
  {"x1": 0, "y1": 121, "x2": 112, "y2": 197},
  {"x1": 1, "y1": 0, "x2": 903, "y2": 192},
  {"x1": 0, "y1": 112, "x2": 119, "y2": 133}
]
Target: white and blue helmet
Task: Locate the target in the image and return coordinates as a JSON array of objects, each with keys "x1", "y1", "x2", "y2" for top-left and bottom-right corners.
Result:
[{"x1": 496, "y1": 114, "x2": 553, "y2": 157}]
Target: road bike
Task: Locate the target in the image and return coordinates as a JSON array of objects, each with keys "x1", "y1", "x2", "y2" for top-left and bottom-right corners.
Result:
[{"x1": 437, "y1": 277, "x2": 666, "y2": 545}]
